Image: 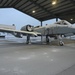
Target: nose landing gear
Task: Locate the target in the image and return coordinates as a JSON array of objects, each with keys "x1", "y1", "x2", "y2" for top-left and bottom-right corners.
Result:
[{"x1": 59, "y1": 41, "x2": 64, "y2": 46}]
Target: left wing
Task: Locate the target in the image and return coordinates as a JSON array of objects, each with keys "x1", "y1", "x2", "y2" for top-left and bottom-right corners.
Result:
[{"x1": 0, "y1": 28, "x2": 41, "y2": 37}]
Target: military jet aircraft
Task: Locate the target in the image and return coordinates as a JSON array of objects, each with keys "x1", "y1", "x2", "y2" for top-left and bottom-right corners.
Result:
[{"x1": 0, "y1": 20, "x2": 75, "y2": 46}]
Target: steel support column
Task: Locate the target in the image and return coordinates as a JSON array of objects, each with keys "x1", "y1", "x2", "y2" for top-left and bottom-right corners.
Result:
[
  {"x1": 41, "y1": 21, "x2": 43, "y2": 43},
  {"x1": 56, "y1": 18, "x2": 58, "y2": 22}
]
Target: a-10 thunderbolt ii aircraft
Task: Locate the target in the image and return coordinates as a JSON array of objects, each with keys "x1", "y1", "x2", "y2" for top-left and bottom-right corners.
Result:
[{"x1": 0, "y1": 20, "x2": 75, "y2": 46}]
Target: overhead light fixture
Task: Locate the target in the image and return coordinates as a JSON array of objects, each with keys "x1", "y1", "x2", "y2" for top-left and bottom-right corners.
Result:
[
  {"x1": 32, "y1": 10, "x2": 36, "y2": 13},
  {"x1": 70, "y1": 18, "x2": 73, "y2": 21},
  {"x1": 52, "y1": 0, "x2": 57, "y2": 5}
]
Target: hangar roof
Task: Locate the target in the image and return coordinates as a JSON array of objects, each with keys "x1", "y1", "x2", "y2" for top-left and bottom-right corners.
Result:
[{"x1": 0, "y1": 0, "x2": 75, "y2": 24}]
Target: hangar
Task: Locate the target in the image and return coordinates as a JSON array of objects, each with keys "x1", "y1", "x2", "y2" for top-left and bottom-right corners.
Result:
[
  {"x1": 0, "y1": 0, "x2": 75, "y2": 24},
  {"x1": 0, "y1": 1, "x2": 75, "y2": 75}
]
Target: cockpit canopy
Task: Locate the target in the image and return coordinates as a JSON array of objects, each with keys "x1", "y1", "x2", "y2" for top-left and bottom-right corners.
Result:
[{"x1": 55, "y1": 20, "x2": 72, "y2": 26}]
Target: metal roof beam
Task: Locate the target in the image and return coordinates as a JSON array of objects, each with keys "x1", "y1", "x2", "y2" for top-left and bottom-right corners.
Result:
[
  {"x1": 28, "y1": 0, "x2": 56, "y2": 18},
  {"x1": 22, "y1": 0, "x2": 38, "y2": 11},
  {"x1": 7, "y1": 0, "x2": 16, "y2": 6},
  {"x1": 25, "y1": 0, "x2": 50, "y2": 13},
  {"x1": 17, "y1": 0, "x2": 29, "y2": 9},
  {"x1": 57, "y1": 7, "x2": 75, "y2": 16},
  {"x1": 39, "y1": 0, "x2": 46, "y2": 5},
  {"x1": 0, "y1": 0, "x2": 11, "y2": 8},
  {"x1": 59, "y1": 10, "x2": 75, "y2": 16},
  {"x1": 70, "y1": 0, "x2": 75, "y2": 5},
  {"x1": 0, "y1": 0, "x2": 3, "y2": 4},
  {"x1": 21, "y1": 3, "x2": 33, "y2": 11},
  {"x1": 12, "y1": 0, "x2": 21, "y2": 7},
  {"x1": 24, "y1": 5, "x2": 38, "y2": 12},
  {"x1": 2, "y1": 0, "x2": 8, "y2": 6}
]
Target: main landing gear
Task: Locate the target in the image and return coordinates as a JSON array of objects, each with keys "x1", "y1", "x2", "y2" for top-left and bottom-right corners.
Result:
[
  {"x1": 26, "y1": 35, "x2": 30, "y2": 44},
  {"x1": 46, "y1": 35, "x2": 64, "y2": 46},
  {"x1": 46, "y1": 35, "x2": 49, "y2": 44},
  {"x1": 57, "y1": 35, "x2": 64, "y2": 46}
]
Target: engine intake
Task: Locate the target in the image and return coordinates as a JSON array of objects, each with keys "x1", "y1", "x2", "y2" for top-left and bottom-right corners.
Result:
[{"x1": 21, "y1": 25, "x2": 34, "y2": 32}]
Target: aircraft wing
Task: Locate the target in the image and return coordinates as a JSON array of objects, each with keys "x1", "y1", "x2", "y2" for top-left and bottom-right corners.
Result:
[{"x1": 0, "y1": 28, "x2": 41, "y2": 37}]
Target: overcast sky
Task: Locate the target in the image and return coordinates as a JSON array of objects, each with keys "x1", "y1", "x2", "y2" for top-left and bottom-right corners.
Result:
[{"x1": 0, "y1": 8, "x2": 58, "y2": 30}]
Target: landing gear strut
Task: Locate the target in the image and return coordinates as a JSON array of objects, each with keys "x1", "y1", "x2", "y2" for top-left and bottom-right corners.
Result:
[
  {"x1": 46, "y1": 35, "x2": 49, "y2": 44},
  {"x1": 46, "y1": 35, "x2": 64, "y2": 46},
  {"x1": 57, "y1": 35, "x2": 64, "y2": 46},
  {"x1": 26, "y1": 35, "x2": 30, "y2": 44}
]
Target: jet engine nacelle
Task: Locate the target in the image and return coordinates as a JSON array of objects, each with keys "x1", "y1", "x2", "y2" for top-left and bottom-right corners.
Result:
[
  {"x1": 21, "y1": 25, "x2": 34, "y2": 32},
  {"x1": 12, "y1": 32, "x2": 23, "y2": 38}
]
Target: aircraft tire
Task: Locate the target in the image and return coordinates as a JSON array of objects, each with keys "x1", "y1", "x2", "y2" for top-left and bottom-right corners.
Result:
[{"x1": 59, "y1": 41, "x2": 64, "y2": 46}]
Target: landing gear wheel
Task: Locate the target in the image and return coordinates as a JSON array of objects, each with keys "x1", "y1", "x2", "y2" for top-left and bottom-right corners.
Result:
[{"x1": 59, "y1": 41, "x2": 64, "y2": 46}]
